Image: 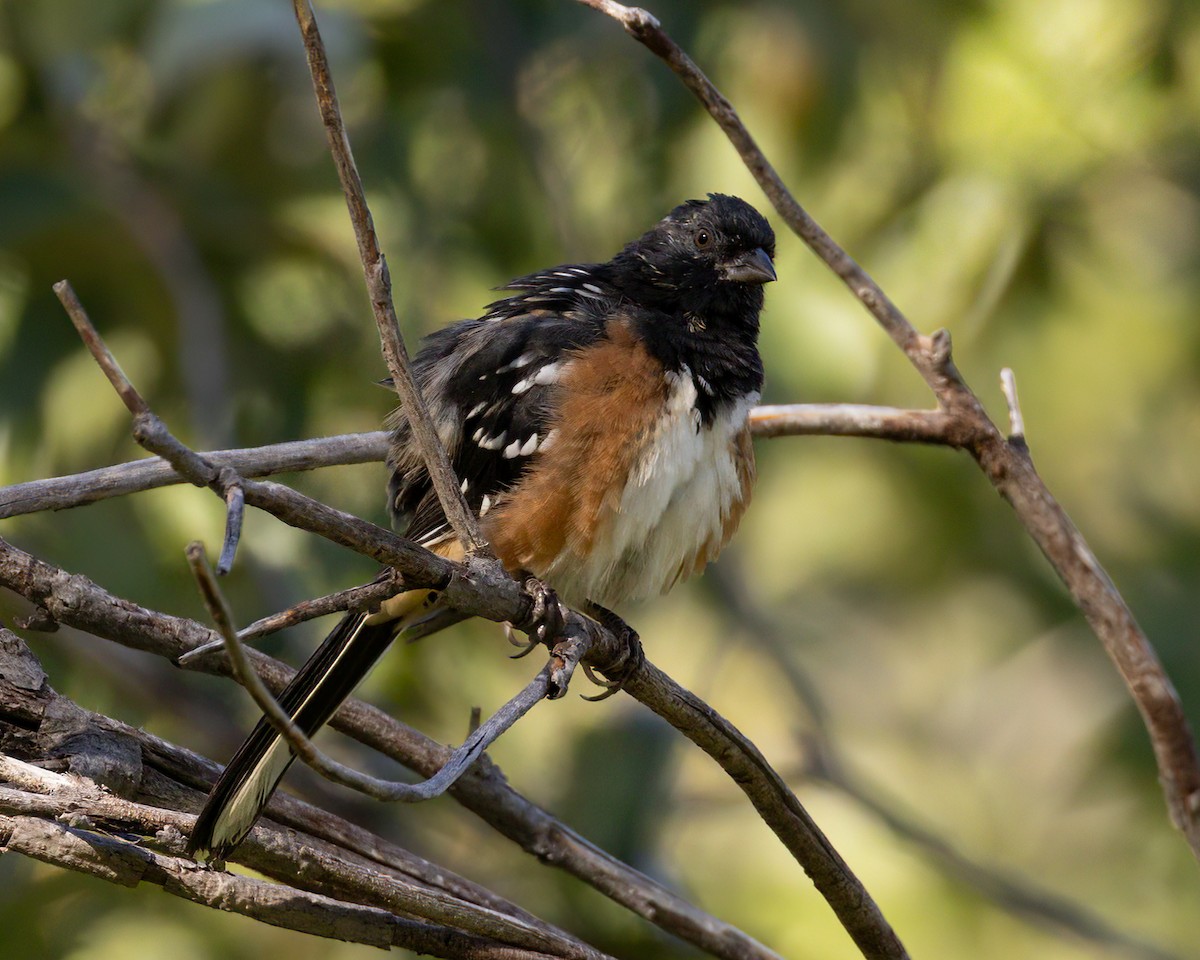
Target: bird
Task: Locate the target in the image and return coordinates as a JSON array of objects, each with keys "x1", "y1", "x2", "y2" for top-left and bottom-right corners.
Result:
[{"x1": 187, "y1": 193, "x2": 776, "y2": 860}]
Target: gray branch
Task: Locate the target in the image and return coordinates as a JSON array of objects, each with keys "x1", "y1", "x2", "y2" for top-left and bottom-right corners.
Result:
[
  {"x1": 0, "y1": 556, "x2": 784, "y2": 960},
  {"x1": 0, "y1": 403, "x2": 961, "y2": 521},
  {"x1": 0, "y1": 630, "x2": 603, "y2": 960},
  {"x1": 577, "y1": 0, "x2": 1200, "y2": 865}
]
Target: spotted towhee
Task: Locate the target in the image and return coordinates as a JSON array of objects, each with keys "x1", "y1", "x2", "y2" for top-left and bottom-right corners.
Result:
[{"x1": 188, "y1": 193, "x2": 776, "y2": 859}]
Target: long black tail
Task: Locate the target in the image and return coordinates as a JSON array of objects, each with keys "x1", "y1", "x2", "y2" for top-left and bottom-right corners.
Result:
[{"x1": 187, "y1": 611, "x2": 399, "y2": 859}]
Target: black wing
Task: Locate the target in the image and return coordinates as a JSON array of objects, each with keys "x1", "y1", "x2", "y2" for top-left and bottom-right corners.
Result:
[{"x1": 387, "y1": 263, "x2": 618, "y2": 545}]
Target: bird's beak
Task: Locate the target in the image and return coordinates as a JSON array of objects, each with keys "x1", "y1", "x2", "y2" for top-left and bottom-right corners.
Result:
[{"x1": 721, "y1": 247, "x2": 776, "y2": 284}]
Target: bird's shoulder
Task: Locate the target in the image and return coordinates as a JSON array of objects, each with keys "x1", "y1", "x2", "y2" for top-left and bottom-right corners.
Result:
[
  {"x1": 390, "y1": 262, "x2": 638, "y2": 542},
  {"x1": 481, "y1": 262, "x2": 621, "y2": 323}
]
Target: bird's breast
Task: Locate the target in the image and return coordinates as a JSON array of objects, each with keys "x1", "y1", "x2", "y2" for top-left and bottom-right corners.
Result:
[{"x1": 484, "y1": 326, "x2": 756, "y2": 608}]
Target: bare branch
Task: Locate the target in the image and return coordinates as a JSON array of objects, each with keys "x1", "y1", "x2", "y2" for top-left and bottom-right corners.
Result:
[
  {"x1": 0, "y1": 402, "x2": 958, "y2": 521},
  {"x1": 1000, "y1": 368, "x2": 1026, "y2": 443},
  {"x1": 179, "y1": 576, "x2": 401, "y2": 666},
  {"x1": 623, "y1": 662, "x2": 907, "y2": 960},
  {"x1": 578, "y1": 0, "x2": 1200, "y2": 862},
  {"x1": 233, "y1": 577, "x2": 396, "y2": 642},
  {"x1": 706, "y1": 565, "x2": 1183, "y2": 960},
  {"x1": 0, "y1": 764, "x2": 602, "y2": 960},
  {"x1": 216, "y1": 470, "x2": 245, "y2": 575},
  {"x1": 187, "y1": 538, "x2": 555, "y2": 805},
  {"x1": 0, "y1": 810, "x2": 570, "y2": 960},
  {"x1": 288, "y1": 0, "x2": 486, "y2": 557},
  {"x1": 0, "y1": 431, "x2": 390, "y2": 520},
  {"x1": 53, "y1": 279, "x2": 151, "y2": 417},
  {"x1": 54, "y1": 279, "x2": 250, "y2": 574},
  {"x1": 0, "y1": 631, "x2": 611, "y2": 957},
  {"x1": 749, "y1": 404, "x2": 958, "y2": 444},
  {"x1": 0, "y1": 565, "x2": 783, "y2": 960}
]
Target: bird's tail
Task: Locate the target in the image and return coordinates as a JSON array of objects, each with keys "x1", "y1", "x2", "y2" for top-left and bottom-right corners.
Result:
[{"x1": 187, "y1": 587, "x2": 439, "y2": 860}]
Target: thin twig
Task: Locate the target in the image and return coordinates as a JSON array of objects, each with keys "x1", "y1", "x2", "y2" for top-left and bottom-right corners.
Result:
[
  {"x1": 577, "y1": 0, "x2": 1200, "y2": 863},
  {"x1": 235, "y1": 575, "x2": 397, "y2": 642},
  {"x1": 179, "y1": 576, "x2": 400, "y2": 666},
  {"x1": 289, "y1": 0, "x2": 486, "y2": 558},
  {"x1": 216, "y1": 470, "x2": 245, "y2": 575},
  {"x1": 186, "y1": 542, "x2": 556, "y2": 804},
  {"x1": 53, "y1": 280, "x2": 150, "y2": 416},
  {"x1": 1000, "y1": 368, "x2": 1026, "y2": 442},
  {"x1": 53, "y1": 281, "x2": 212, "y2": 484},
  {"x1": 53, "y1": 280, "x2": 245, "y2": 571}
]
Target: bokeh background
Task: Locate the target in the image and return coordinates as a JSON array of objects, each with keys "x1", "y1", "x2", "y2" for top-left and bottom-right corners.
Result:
[{"x1": 2, "y1": 0, "x2": 1199, "y2": 957}]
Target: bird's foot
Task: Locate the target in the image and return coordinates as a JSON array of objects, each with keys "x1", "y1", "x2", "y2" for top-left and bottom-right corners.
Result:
[
  {"x1": 510, "y1": 576, "x2": 567, "y2": 658},
  {"x1": 581, "y1": 602, "x2": 644, "y2": 702}
]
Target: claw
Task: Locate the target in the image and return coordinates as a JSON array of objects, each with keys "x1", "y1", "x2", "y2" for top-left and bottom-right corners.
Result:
[
  {"x1": 580, "y1": 602, "x2": 644, "y2": 701},
  {"x1": 504, "y1": 622, "x2": 540, "y2": 659},
  {"x1": 519, "y1": 576, "x2": 566, "y2": 648},
  {"x1": 580, "y1": 662, "x2": 625, "y2": 701}
]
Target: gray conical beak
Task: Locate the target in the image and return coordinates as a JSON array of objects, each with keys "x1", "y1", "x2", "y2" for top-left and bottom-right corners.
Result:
[{"x1": 722, "y1": 247, "x2": 776, "y2": 284}]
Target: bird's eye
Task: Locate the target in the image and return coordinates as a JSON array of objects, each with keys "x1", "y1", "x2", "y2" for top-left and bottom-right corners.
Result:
[{"x1": 694, "y1": 229, "x2": 712, "y2": 248}]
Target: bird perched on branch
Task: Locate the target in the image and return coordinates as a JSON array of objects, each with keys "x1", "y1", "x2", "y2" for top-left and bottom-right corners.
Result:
[{"x1": 188, "y1": 193, "x2": 776, "y2": 860}]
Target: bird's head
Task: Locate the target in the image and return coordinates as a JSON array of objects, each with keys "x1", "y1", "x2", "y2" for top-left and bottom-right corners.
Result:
[{"x1": 614, "y1": 193, "x2": 776, "y2": 322}]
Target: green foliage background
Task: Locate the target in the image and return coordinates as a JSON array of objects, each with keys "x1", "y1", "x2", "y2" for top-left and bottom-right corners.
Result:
[{"x1": 1, "y1": 0, "x2": 1199, "y2": 957}]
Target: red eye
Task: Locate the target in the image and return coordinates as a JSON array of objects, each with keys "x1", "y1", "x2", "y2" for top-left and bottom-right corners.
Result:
[{"x1": 695, "y1": 229, "x2": 712, "y2": 248}]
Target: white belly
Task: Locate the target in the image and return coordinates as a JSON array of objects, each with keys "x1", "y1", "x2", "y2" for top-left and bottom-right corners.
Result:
[{"x1": 548, "y1": 372, "x2": 756, "y2": 606}]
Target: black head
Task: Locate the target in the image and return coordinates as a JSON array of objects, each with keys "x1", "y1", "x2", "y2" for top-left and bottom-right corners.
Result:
[{"x1": 611, "y1": 193, "x2": 776, "y2": 322}]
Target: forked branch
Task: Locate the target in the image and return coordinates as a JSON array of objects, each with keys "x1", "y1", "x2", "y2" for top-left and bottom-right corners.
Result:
[
  {"x1": 186, "y1": 541, "x2": 558, "y2": 806},
  {"x1": 576, "y1": 0, "x2": 1200, "y2": 863}
]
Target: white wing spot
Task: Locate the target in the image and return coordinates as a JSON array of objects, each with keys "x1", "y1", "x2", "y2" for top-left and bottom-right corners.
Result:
[
  {"x1": 519, "y1": 433, "x2": 539, "y2": 457},
  {"x1": 460, "y1": 477, "x2": 470, "y2": 493},
  {"x1": 480, "y1": 495, "x2": 492, "y2": 516},
  {"x1": 478, "y1": 432, "x2": 507, "y2": 451},
  {"x1": 539, "y1": 428, "x2": 559, "y2": 452},
  {"x1": 514, "y1": 361, "x2": 564, "y2": 394},
  {"x1": 499, "y1": 351, "x2": 538, "y2": 372},
  {"x1": 467, "y1": 402, "x2": 487, "y2": 419},
  {"x1": 502, "y1": 437, "x2": 524, "y2": 459}
]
